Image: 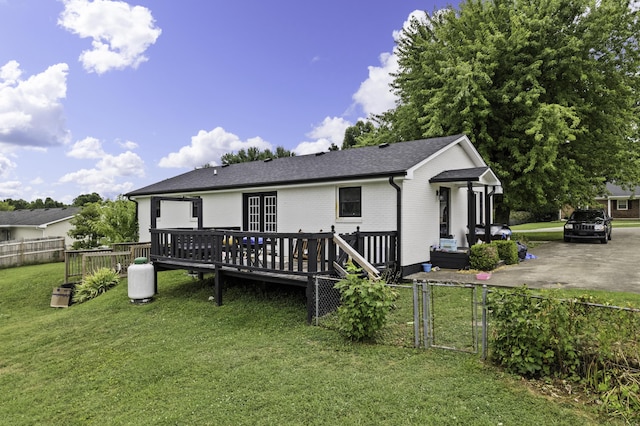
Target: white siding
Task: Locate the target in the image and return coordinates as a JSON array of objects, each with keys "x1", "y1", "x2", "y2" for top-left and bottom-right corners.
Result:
[
  {"x1": 402, "y1": 143, "x2": 481, "y2": 266},
  {"x1": 133, "y1": 180, "x2": 398, "y2": 240},
  {"x1": 9, "y1": 220, "x2": 77, "y2": 248}
]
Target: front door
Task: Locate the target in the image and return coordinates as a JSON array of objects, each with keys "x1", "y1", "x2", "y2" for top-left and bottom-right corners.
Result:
[{"x1": 439, "y1": 187, "x2": 450, "y2": 238}]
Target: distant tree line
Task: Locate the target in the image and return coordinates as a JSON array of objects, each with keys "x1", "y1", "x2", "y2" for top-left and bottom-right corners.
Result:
[{"x1": 0, "y1": 192, "x2": 103, "y2": 211}]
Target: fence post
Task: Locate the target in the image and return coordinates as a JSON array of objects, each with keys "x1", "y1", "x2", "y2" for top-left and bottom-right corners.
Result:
[
  {"x1": 481, "y1": 284, "x2": 488, "y2": 360},
  {"x1": 423, "y1": 280, "x2": 432, "y2": 349},
  {"x1": 412, "y1": 280, "x2": 420, "y2": 348},
  {"x1": 315, "y1": 277, "x2": 320, "y2": 326}
]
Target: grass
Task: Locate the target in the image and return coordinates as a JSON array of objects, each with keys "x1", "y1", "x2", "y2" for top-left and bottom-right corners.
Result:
[{"x1": 0, "y1": 262, "x2": 624, "y2": 425}]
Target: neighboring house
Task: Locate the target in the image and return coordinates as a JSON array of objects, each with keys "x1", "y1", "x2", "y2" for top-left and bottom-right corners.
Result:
[
  {"x1": 0, "y1": 207, "x2": 81, "y2": 248},
  {"x1": 595, "y1": 183, "x2": 640, "y2": 219},
  {"x1": 127, "y1": 134, "x2": 502, "y2": 276}
]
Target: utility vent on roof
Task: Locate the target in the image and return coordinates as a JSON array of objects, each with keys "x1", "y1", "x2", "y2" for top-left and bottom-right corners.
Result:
[
  {"x1": 221, "y1": 164, "x2": 229, "y2": 167},
  {"x1": 315, "y1": 152, "x2": 325, "y2": 156},
  {"x1": 264, "y1": 158, "x2": 273, "y2": 162},
  {"x1": 379, "y1": 143, "x2": 390, "y2": 149}
]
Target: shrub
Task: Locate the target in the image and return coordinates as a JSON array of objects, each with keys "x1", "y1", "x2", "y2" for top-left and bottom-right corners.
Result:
[
  {"x1": 493, "y1": 240, "x2": 519, "y2": 265},
  {"x1": 487, "y1": 286, "x2": 581, "y2": 378},
  {"x1": 73, "y1": 268, "x2": 120, "y2": 304},
  {"x1": 334, "y1": 263, "x2": 397, "y2": 341},
  {"x1": 469, "y1": 243, "x2": 499, "y2": 271},
  {"x1": 488, "y1": 287, "x2": 640, "y2": 421}
]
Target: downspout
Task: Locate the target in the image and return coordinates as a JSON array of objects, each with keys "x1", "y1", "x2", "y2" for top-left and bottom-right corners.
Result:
[
  {"x1": 126, "y1": 195, "x2": 140, "y2": 241},
  {"x1": 389, "y1": 177, "x2": 402, "y2": 272}
]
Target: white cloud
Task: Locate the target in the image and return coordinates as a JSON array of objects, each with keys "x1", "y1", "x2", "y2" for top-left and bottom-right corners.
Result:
[
  {"x1": 0, "y1": 152, "x2": 16, "y2": 178},
  {"x1": 118, "y1": 139, "x2": 138, "y2": 150},
  {"x1": 159, "y1": 127, "x2": 273, "y2": 168},
  {"x1": 30, "y1": 177, "x2": 44, "y2": 185},
  {"x1": 0, "y1": 60, "x2": 21, "y2": 88},
  {"x1": 59, "y1": 150, "x2": 145, "y2": 197},
  {"x1": 352, "y1": 52, "x2": 398, "y2": 117},
  {"x1": 0, "y1": 61, "x2": 70, "y2": 147},
  {"x1": 0, "y1": 180, "x2": 23, "y2": 199},
  {"x1": 67, "y1": 136, "x2": 106, "y2": 159},
  {"x1": 351, "y1": 10, "x2": 431, "y2": 119},
  {"x1": 58, "y1": 0, "x2": 162, "y2": 74},
  {"x1": 293, "y1": 117, "x2": 351, "y2": 155}
]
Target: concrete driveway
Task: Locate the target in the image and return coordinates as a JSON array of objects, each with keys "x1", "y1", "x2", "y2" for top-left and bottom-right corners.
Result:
[{"x1": 411, "y1": 227, "x2": 640, "y2": 294}]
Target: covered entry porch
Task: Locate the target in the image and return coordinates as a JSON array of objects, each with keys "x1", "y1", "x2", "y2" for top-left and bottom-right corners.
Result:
[{"x1": 429, "y1": 167, "x2": 503, "y2": 269}]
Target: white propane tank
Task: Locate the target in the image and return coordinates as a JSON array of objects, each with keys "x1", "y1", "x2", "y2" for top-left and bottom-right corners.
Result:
[{"x1": 128, "y1": 257, "x2": 154, "y2": 303}]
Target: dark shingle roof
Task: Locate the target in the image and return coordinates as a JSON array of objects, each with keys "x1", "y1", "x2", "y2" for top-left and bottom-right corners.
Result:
[
  {"x1": 127, "y1": 135, "x2": 467, "y2": 197},
  {"x1": 0, "y1": 207, "x2": 80, "y2": 227},
  {"x1": 429, "y1": 167, "x2": 490, "y2": 183}
]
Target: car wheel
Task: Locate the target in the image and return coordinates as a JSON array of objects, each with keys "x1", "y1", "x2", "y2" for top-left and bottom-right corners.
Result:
[
  {"x1": 601, "y1": 237, "x2": 608, "y2": 244},
  {"x1": 608, "y1": 231, "x2": 612, "y2": 241},
  {"x1": 564, "y1": 237, "x2": 571, "y2": 242}
]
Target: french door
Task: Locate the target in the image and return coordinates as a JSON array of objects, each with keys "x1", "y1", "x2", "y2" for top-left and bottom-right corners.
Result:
[{"x1": 243, "y1": 192, "x2": 277, "y2": 232}]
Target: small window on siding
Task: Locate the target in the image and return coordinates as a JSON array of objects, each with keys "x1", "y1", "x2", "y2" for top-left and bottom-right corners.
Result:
[
  {"x1": 339, "y1": 187, "x2": 361, "y2": 217},
  {"x1": 192, "y1": 200, "x2": 199, "y2": 218},
  {"x1": 617, "y1": 199, "x2": 628, "y2": 210}
]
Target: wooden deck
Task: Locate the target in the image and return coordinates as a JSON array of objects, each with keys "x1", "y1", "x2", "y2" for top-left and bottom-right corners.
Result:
[{"x1": 149, "y1": 228, "x2": 397, "y2": 320}]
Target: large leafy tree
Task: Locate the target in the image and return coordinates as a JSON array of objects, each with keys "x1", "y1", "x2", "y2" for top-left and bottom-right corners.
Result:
[
  {"x1": 359, "y1": 0, "x2": 640, "y2": 219},
  {"x1": 68, "y1": 197, "x2": 138, "y2": 249},
  {"x1": 95, "y1": 196, "x2": 139, "y2": 244},
  {"x1": 68, "y1": 202, "x2": 104, "y2": 249}
]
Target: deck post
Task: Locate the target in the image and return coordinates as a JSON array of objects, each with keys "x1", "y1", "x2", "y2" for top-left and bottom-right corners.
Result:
[
  {"x1": 214, "y1": 266, "x2": 222, "y2": 306},
  {"x1": 153, "y1": 262, "x2": 159, "y2": 294},
  {"x1": 306, "y1": 276, "x2": 314, "y2": 324}
]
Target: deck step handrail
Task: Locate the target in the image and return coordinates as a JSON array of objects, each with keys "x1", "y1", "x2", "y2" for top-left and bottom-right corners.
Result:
[{"x1": 332, "y1": 234, "x2": 381, "y2": 280}]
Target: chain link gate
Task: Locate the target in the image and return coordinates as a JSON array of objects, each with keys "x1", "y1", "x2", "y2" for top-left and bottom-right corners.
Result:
[
  {"x1": 312, "y1": 276, "x2": 488, "y2": 356},
  {"x1": 419, "y1": 280, "x2": 488, "y2": 356}
]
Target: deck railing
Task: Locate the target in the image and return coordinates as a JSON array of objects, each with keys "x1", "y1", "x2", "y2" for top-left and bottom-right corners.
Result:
[{"x1": 149, "y1": 228, "x2": 397, "y2": 277}]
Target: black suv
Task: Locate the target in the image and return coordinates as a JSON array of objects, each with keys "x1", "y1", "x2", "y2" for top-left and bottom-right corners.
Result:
[{"x1": 564, "y1": 209, "x2": 612, "y2": 244}]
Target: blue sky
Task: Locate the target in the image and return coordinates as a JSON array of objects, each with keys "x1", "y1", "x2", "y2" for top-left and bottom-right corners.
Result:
[{"x1": 0, "y1": 0, "x2": 455, "y2": 204}]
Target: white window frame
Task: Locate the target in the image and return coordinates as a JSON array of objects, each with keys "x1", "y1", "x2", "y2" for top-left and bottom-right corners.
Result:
[{"x1": 617, "y1": 199, "x2": 628, "y2": 211}]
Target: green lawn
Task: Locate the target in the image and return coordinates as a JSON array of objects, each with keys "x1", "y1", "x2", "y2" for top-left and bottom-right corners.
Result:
[{"x1": 0, "y1": 262, "x2": 620, "y2": 425}]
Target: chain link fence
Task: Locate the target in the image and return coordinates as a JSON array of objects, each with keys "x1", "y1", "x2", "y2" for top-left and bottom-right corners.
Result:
[
  {"x1": 313, "y1": 276, "x2": 639, "y2": 364},
  {"x1": 312, "y1": 276, "x2": 482, "y2": 350}
]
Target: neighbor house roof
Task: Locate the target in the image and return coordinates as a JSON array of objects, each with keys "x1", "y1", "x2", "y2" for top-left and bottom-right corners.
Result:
[
  {"x1": 128, "y1": 134, "x2": 492, "y2": 197},
  {"x1": 596, "y1": 183, "x2": 640, "y2": 199},
  {"x1": 0, "y1": 207, "x2": 80, "y2": 227}
]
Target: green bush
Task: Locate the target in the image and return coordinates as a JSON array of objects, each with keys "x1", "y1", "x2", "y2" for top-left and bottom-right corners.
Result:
[
  {"x1": 493, "y1": 240, "x2": 519, "y2": 265},
  {"x1": 469, "y1": 243, "x2": 499, "y2": 271},
  {"x1": 334, "y1": 263, "x2": 397, "y2": 341},
  {"x1": 488, "y1": 286, "x2": 581, "y2": 378},
  {"x1": 488, "y1": 286, "x2": 640, "y2": 421},
  {"x1": 73, "y1": 268, "x2": 120, "y2": 304}
]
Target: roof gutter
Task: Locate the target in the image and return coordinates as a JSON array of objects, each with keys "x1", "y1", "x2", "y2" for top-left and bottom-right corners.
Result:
[{"x1": 389, "y1": 176, "x2": 402, "y2": 272}]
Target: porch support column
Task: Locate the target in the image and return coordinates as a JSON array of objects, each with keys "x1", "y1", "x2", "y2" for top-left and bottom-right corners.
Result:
[
  {"x1": 467, "y1": 181, "x2": 476, "y2": 247},
  {"x1": 484, "y1": 185, "x2": 492, "y2": 243}
]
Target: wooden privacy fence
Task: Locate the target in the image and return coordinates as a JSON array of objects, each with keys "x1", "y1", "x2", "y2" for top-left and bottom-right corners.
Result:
[
  {"x1": 0, "y1": 237, "x2": 65, "y2": 268},
  {"x1": 64, "y1": 242, "x2": 151, "y2": 283}
]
